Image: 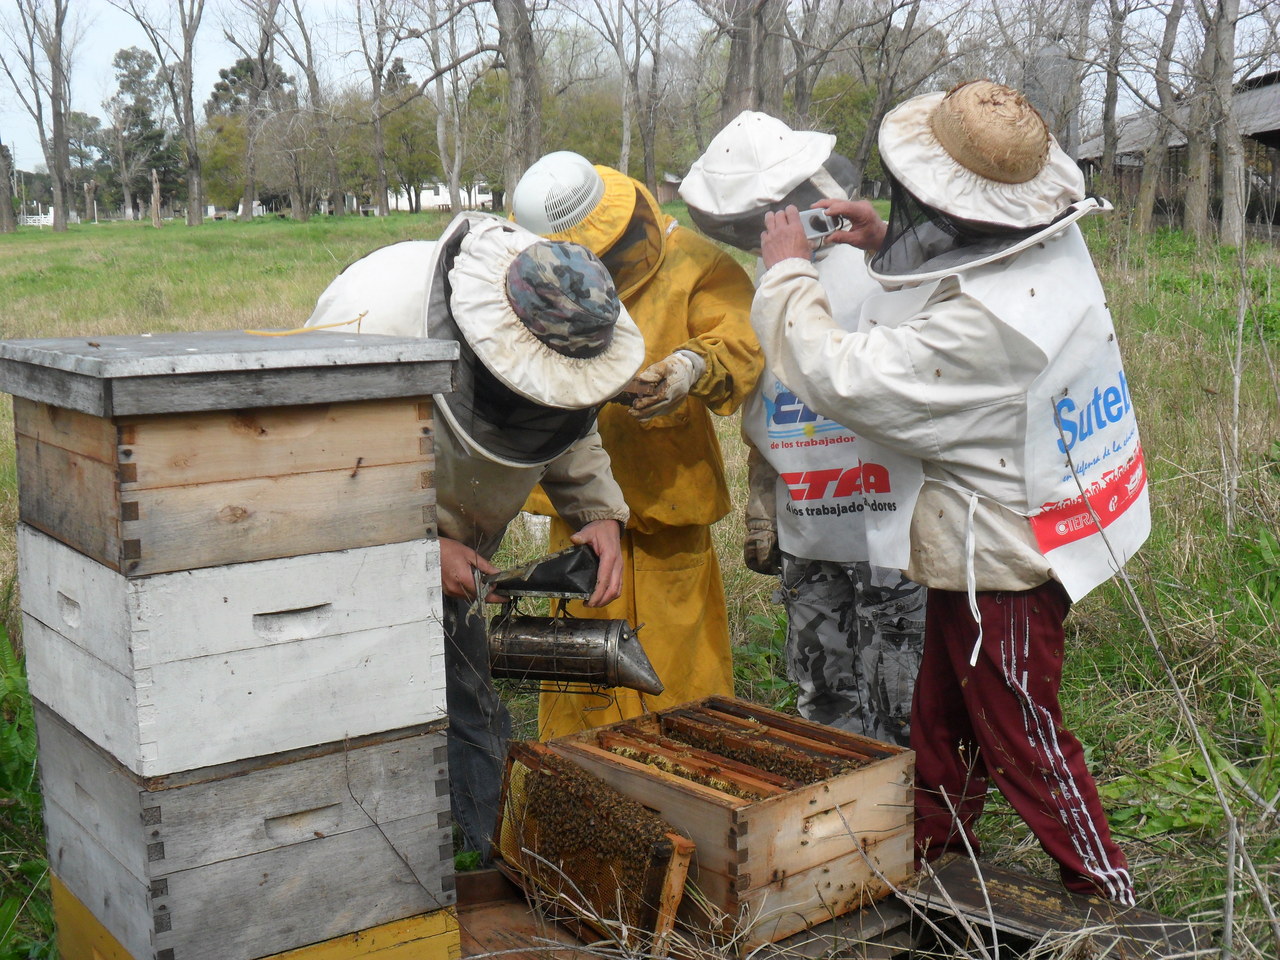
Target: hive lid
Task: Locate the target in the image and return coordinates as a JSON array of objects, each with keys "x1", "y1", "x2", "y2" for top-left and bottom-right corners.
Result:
[{"x1": 0, "y1": 330, "x2": 458, "y2": 416}]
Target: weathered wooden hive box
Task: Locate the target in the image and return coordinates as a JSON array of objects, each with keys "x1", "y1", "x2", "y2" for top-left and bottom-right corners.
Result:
[
  {"x1": 3, "y1": 331, "x2": 451, "y2": 577},
  {"x1": 548, "y1": 696, "x2": 915, "y2": 951},
  {"x1": 1, "y1": 330, "x2": 461, "y2": 960},
  {"x1": 36, "y1": 702, "x2": 456, "y2": 960}
]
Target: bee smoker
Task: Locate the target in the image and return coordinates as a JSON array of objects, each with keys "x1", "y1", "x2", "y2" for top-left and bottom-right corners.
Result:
[{"x1": 483, "y1": 545, "x2": 664, "y2": 696}]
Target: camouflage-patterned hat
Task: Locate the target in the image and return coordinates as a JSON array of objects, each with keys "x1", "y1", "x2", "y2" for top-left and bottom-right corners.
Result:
[
  {"x1": 446, "y1": 215, "x2": 644, "y2": 410},
  {"x1": 505, "y1": 242, "x2": 619, "y2": 358}
]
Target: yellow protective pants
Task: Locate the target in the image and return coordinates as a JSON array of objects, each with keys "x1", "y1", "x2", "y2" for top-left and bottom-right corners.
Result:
[{"x1": 537, "y1": 521, "x2": 735, "y2": 740}]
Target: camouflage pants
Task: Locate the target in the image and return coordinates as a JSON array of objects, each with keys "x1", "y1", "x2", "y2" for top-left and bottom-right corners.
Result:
[{"x1": 778, "y1": 554, "x2": 926, "y2": 746}]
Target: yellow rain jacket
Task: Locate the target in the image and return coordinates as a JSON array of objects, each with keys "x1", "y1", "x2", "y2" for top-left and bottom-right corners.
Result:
[{"x1": 526, "y1": 167, "x2": 762, "y2": 738}]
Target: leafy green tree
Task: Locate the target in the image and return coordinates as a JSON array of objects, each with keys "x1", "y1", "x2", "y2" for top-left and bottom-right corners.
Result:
[
  {"x1": 205, "y1": 56, "x2": 294, "y2": 118},
  {"x1": 384, "y1": 91, "x2": 443, "y2": 213},
  {"x1": 384, "y1": 56, "x2": 412, "y2": 95},
  {"x1": 204, "y1": 56, "x2": 295, "y2": 218},
  {"x1": 200, "y1": 114, "x2": 248, "y2": 209},
  {"x1": 102, "y1": 47, "x2": 171, "y2": 219}
]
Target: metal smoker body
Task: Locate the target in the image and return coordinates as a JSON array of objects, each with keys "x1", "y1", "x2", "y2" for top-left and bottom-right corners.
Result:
[{"x1": 483, "y1": 545, "x2": 664, "y2": 696}]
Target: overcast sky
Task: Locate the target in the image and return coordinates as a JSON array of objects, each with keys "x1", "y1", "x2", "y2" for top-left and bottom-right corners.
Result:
[{"x1": 1, "y1": 0, "x2": 240, "y2": 172}]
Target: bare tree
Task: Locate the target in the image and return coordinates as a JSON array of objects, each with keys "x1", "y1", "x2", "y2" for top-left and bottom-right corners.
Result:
[
  {"x1": 1, "y1": 0, "x2": 75, "y2": 231},
  {"x1": 355, "y1": 0, "x2": 406, "y2": 216},
  {"x1": 842, "y1": 0, "x2": 961, "y2": 186},
  {"x1": 220, "y1": 0, "x2": 286, "y2": 221},
  {"x1": 278, "y1": 0, "x2": 345, "y2": 214},
  {"x1": 572, "y1": 0, "x2": 637, "y2": 172},
  {"x1": 1134, "y1": 0, "x2": 1187, "y2": 234},
  {"x1": 700, "y1": 0, "x2": 788, "y2": 127},
  {"x1": 114, "y1": 0, "x2": 208, "y2": 225},
  {"x1": 1211, "y1": 0, "x2": 1245, "y2": 245},
  {"x1": 782, "y1": 0, "x2": 875, "y2": 126},
  {"x1": 493, "y1": 0, "x2": 541, "y2": 201},
  {"x1": 1097, "y1": 0, "x2": 1133, "y2": 194}
]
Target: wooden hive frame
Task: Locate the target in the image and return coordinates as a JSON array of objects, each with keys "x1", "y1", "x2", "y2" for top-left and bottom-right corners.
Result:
[{"x1": 493, "y1": 741, "x2": 694, "y2": 955}]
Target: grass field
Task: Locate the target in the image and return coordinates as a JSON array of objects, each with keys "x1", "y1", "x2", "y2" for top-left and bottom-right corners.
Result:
[{"x1": 2, "y1": 206, "x2": 1279, "y2": 957}]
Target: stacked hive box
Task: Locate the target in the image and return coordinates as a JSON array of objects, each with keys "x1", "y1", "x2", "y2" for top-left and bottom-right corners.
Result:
[{"x1": 0, "y1": 331, "x2": 460, "y2": 960}]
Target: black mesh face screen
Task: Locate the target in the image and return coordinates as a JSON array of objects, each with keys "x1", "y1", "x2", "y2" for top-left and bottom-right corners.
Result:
[
  {"x1": 451, "y1": 352, "x2": 597, "y2": 466},
  {"x1": 870, "y1": 173, "x2": 1046, "y2": 278},
  {"x1": 685, "y1": 153, "x2": 862, "y2": 253}
]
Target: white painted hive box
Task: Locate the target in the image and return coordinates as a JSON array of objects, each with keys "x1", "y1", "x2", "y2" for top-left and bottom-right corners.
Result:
[{"x1": 19, "y1": 524, "x2": 446, "y2": 776}]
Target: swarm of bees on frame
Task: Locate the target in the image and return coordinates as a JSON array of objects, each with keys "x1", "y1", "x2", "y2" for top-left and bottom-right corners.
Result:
[{"x1": 501, "y1": 747, "x2": 687, "y2": 935}]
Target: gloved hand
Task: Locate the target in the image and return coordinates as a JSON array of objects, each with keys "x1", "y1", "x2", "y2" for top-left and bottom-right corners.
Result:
[
  {"x1": 629, "y1": 350, "x2": 705, "y2": 421},
  {"x1": 743, "y1": 518, "x2": 781, "y2": 576}
]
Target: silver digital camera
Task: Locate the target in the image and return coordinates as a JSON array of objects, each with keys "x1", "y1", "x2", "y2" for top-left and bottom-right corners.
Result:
[{"x1": 799, "y1": 208, "x2": 842, "y2": 239}]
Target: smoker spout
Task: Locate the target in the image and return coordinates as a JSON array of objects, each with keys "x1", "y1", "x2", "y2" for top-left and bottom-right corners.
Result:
[{"x1": 614, "y1": 628, "x2": 664, "y2": 696}]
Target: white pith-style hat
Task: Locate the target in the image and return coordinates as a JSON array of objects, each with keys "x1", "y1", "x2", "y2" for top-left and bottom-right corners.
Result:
[{"x1": 679, "y1": 110, "x2": 836, "y2": 215}]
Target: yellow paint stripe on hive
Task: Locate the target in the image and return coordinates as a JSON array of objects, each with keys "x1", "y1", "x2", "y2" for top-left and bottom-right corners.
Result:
[
  {"x1": 51, "y1": 873, "x2": 137, "y2": 960},
  {"x1": 263, "y1": 909, "x2": 460, "y2": 960}
]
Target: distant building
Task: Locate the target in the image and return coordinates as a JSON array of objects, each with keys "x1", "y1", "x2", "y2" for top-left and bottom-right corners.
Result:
[{"x1": 1076, "y1": 71, "x2": 1280, "y2": 222}]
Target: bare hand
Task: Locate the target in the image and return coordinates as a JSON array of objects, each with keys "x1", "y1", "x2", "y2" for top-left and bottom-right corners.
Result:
[
  {"x1": 439, "y1": 537, "x2": 501, "y2": 601},
  {"x1": 760, "y1": 206, "x2": 812, "y2": 269},
  {"x1": 812, "y1": 198, "x2": 887, "y2": 251},
  {"x1": 570, "y1": 519, "x2": 624, "y2": 607}
]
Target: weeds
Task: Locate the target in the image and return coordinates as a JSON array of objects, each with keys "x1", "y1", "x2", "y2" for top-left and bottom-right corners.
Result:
[{"x1": 0, "y1": 622, "x2": 52, "y2": 960}]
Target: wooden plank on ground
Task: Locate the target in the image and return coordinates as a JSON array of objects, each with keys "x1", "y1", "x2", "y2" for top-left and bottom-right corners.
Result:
[
  {"x1": 748, "y1": 895, "x2": 916, "y2": 960},
  {"x1": 899, "y1": 856, "x2": 1207, "y2": 957},
  {"x1": 455, "y1": 869, "x2": 595, "y2": 960}
]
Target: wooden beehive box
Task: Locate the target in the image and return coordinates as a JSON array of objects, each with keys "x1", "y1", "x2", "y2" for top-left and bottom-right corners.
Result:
[
  {"x1": 547, "y1": 696, "x2": 915, "y2": 951},
  {"x1": 0, "y1": 331, "x2": 456, "y2": 576},
  {"x1": 18, "y1": 523, "x2": 446, "y2": 775},
  {"x1": 51, "y1": 875, "x2": 461, "y2": 960},
  {"x1": 36, "y1": 702, "x2": 456, "y2": 960}
]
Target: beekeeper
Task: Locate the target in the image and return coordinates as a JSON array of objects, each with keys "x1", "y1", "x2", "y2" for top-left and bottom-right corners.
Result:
[
  {"x1": 304, "y1": 212, "x2": 644, "y2": 861},
  {"x1": 511, "y1": 152, "x2": 762, "y2": 739},
  {"x1": 680, "y1": 112, "x2": 925, "y2": 747},
  {"x1": 753, "y1": 81, "x2": 1149, "y2": 905}
]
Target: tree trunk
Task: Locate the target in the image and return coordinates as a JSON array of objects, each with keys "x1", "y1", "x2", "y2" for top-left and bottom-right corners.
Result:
[
  {"x1": 0, "y1": 138, "x2": 16, "y2": 234},
  {"x1": 718, "y1": 0, "x2": 786, "y2": 128},
  {"x1": 493, "y1": 0, "x2": 542, "y2": 210},
  {"x1": 240, "y1": 156, "x2": 257, "y2": 221},
  {"x1": 1134, "y1": 0, "x2": 1184, "y2": 234},
  {"x1": 1213, "y1": 0, "x2": 1244, "y2": 246},
  {"x1": 1183, "y1": 12, "x2": 1215, "y2": 241},
  {"x1": 1098, "y1": 1, "x2": 1126, "y2": 200},
  {"x1": 151, "y1": 168, "x2": 162, "y2": 228}
]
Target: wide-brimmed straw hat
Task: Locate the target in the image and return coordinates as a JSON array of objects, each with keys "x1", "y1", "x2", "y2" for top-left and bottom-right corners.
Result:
[{"x1": 879, "y1": 80, "x2": 1085, "y2": 228}]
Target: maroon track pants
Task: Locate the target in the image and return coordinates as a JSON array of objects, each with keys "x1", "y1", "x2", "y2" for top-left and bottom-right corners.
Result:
[{"x1": 911, "y1": 581, "x2": 1135, "y2": 905}]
